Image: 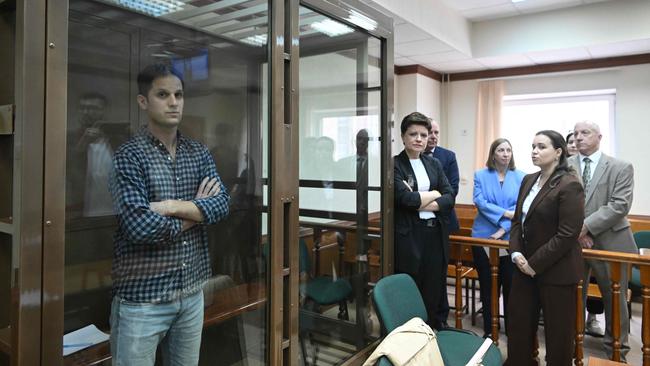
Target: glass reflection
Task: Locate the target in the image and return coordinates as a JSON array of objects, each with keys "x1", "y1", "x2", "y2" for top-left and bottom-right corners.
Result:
[
  {"x1": 64, "y1": 0, "x2": 268, "y2": 364},
  {"x1": 0, "y1": 2, "x2": 15, "y2": 365},
  {"x1": 298, "y1": 6, "x2": 383, "y2": 364}
]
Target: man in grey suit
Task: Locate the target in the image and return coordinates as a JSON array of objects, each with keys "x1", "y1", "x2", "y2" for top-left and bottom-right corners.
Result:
[{"x1": 569, "y1": 121, "x2": 638, "y2": 361}]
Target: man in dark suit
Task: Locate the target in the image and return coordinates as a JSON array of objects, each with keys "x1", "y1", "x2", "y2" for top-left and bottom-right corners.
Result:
[
  {"x1": 423, "y1": 119, "x2": 460, "y2": 328},
  {"x1": 423, "y1": 120, "x2": 460, "y2": 232}
]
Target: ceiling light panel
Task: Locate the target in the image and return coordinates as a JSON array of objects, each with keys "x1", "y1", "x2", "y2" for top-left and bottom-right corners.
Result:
[
  {"x1": 311, "y1": 19, "x2": 354, "y2": 37},
  {"x1": 114, "y1": 0, "x2": 186, "y2": 17}
]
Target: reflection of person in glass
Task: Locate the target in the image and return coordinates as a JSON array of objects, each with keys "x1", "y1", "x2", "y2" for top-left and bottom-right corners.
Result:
[
  {"x1": 393, "y1": 112, "x2": 455, "y2": 330},
  {"x1": 336, "y1": 129, "x2": 369, "y2": 188},
  {"x1": 109, "y1": 64, "x2": 230, "y2": 365},
  {"x1": 67, "y1": 92, "x2": 114, "y2": 217},
  {"x1": 315, "y1": 136, "x2": 336, "y2": 215},
  {"x1": 210, "y1": 122, "x2": 261, "y2": 282},
  {"x1": 315, "y1": 136, "x2": 336, "y2": 179}
]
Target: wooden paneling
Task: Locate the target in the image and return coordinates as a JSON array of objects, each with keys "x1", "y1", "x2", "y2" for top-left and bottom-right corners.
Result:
[
  {"x1": 630, "y1": 215, "x2": 650, "y2": 233},
  {"x1": 396, "y1": 53, "x2": 650, "y2": 83},
  {"x1": 394, "y1": 64, "x2": 442, "y2": 82},
  {"x1": 448, "y1": 53, "x2": 650, "y2": 82},
  {"x1": 456, "y1": 203, "x2": 650, "y2": 235}
]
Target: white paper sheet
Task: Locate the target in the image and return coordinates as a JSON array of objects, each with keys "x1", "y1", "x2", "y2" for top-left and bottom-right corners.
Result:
[
  {"x1": 63, "y1": 324, "x2": 109, "y2": 356},
  {"x1": 465, "y1": 337, "x2": 494, "y2": 366}
]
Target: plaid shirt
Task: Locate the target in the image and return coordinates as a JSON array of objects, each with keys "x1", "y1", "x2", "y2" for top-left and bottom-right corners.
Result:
[{"x1": 110, "y1": 128, "x2": 229, "y2": 303}]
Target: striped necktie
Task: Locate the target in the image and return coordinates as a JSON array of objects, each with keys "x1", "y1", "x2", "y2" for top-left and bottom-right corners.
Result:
[{"x1": 582, "y1": 157, "x2": 592, "y2": 187}]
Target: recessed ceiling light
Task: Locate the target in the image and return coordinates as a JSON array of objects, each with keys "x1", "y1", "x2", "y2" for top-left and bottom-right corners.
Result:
[
  {"x1": 241, "y1": 34, "x2": 267, "y2": 47},
  {"x1": 311, "y1": 19, "x2": 354, "y2": 37},
  {"x1": 116, "y1": 0, "x2": 185, "y2": 17},
  {"x1": 511, "y1": 0, "x2": 527, "y2": 3},
  {"x1": 347, "y1": 10, "x2": 377, "y2": 31}
]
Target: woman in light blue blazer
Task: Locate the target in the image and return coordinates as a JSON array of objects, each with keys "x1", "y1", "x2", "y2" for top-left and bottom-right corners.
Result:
[{"x1": 471, "y1": 138, "x2": 525, "y2": 338}]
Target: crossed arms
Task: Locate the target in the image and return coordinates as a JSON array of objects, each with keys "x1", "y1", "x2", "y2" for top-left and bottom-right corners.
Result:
[
  {"x1": 150, "y1": 177, "x2": 222, "y2": 231},
  {"x1": 110, "y1": 149, "x2": 230, "y2": 244}
]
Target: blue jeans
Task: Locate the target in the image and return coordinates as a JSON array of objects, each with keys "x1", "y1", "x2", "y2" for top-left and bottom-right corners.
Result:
[{"x1": 110, "y1": 290, "x2": 204, "y2": 366}]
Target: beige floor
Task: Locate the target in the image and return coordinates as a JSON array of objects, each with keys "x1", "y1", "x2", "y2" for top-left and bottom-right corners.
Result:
[{"x1": 457, "y1": 292, "x2": 644, "y2": 365}]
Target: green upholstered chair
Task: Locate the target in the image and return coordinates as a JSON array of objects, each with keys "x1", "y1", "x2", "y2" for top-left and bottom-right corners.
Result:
[
  {"x1": 631, "y1": 231, "x2": 650, "y2": 294},
  {"x1": 299, "y1": 238, "x2": 352, "y2": 319},
  {"x1": 263, "y1": 239, "x2": 352, "y2": 365},
  {"x1": 371, "y1": 274, "x2": 502, "y2": 366},
  {"x1": 296, "y1": 238, "x2": 352, "y2": 365}
]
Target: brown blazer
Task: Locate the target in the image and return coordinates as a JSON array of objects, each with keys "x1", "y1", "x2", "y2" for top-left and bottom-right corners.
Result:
[{"x1": 510, "y1": 170, "x2": 585, "y2": 285}]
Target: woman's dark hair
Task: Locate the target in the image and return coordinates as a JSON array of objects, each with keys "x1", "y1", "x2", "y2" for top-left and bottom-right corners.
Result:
[
  {"x1": 535, "y1": 130, "x2": 573, "y2": 181},
  {"x1": 485, "y1": 138, "x2": 516, "y2": 171},
  {"x1": 137, "y1": 63, "x2": 185, "y2": 96},
  {"x1": 400, "y1": 112, "x2": 432, "y2": 135},
  {"x1": 565, "y1": 132, "x2": 574, "y2": 143}
]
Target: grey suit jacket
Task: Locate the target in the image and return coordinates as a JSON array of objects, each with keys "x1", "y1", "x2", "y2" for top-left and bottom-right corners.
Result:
[{"x1": 568, "y1": 153, "x2": 637, "y2": 254}]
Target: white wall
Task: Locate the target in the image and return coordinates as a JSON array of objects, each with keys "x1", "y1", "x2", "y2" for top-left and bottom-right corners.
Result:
[
  {"x1": 471, "y1": 0, "x2": 650, "y2": 58},
  {"x1": 393, "y1": 73, "x2": 441, "y2": 154},
  {"x1": 445, "y1": 64, "x2": 650, "y2": 215},
  {"x1": 446, "y1": 79, "x2": 478, "y2": 201}
]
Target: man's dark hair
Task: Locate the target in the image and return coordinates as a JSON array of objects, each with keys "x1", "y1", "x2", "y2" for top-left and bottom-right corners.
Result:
[
  {"x1": 137, "y1": 63, "x2": 184, "y2": 96},
  {"x1": 400, "y1": 112, "x2": 431, "y2": 135},
  {"x1": 485, "y1": 138, "x2": 516, "y2": 171},
  {"x1": 80, "y1": 92, "x2": 108, "y2": 105}
]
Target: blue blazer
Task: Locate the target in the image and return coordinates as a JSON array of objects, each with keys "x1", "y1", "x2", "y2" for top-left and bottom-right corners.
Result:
[
  {"x1": 429, "y1": 146, "x2": 460, "y2": 232},
  {"x1": 471, "y1": 168, "x2": 525, "y2": 240}
]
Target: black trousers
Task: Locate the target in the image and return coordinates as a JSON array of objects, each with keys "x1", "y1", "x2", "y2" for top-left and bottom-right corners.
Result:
[
  {"x1": 399, "y1": 220, "x2": 446, "y2": 329},
  {"x1": 471, "y1": 247, "x2": 514, "y2": 335},
  {"x1": 505, "y1": 271, "x2": 576, "y2": 366}
]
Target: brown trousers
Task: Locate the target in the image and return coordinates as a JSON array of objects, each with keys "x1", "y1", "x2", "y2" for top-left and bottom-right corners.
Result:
[{"x1": 505, "y1": 271, "x2": 577, "y2": 366}]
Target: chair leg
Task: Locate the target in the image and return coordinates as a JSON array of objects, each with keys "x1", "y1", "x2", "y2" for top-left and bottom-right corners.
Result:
[
  {"x1": 299, "y1": 334, "x2": 309, "y2": 366},
  {"x1": 338, "y1": 300, "x2": 349, "y2": 320},
  {"x1": 465, "y1": 277, "x2": 469, "y2": 315},
  {"x1": 471, "y1": 279, "x2": 477, "y2": 326},
  {"x1": 309, "y1": 332, "x2": 319, "y2": 366}
]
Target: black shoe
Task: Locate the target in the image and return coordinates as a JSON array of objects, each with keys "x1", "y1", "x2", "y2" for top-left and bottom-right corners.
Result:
[{"x1": 434, "y1": 321, "x2": 451, "y2": 331}]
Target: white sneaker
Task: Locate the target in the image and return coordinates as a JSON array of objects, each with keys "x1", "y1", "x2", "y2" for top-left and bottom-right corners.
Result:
[{"x1": 585, "y1": 313, "x2": 604, "y2": 337}]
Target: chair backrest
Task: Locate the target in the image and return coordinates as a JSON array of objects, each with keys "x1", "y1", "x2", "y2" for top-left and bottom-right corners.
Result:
[
  {"x1": 372, "y1": 274, "x2": 427, "y2": 333},
  {"x1": 634, "y1": 231, "x2": 650, "y2": 249}
]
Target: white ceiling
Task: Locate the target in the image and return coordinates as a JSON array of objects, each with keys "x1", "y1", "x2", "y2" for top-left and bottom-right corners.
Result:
[
  {"x1": 383, "y1": 0, "x2": 650, "y2": 74},
  {"x1": 440, "y1": 0, "x2": 608, "y2": 22}
]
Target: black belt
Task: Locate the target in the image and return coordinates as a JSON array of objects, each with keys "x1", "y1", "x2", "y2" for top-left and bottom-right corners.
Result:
[{"x1": 419, "y1": 218, "x2": 438, "y2": 227}]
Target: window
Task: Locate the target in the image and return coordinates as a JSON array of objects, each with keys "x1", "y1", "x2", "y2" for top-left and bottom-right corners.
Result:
[{"x1": 502, "y1": 90, "x2": 616, "y2": 173}]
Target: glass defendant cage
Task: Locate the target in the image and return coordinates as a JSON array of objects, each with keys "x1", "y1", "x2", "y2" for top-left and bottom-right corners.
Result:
[{"x1": 0, "y1": 0, "x2": 393, "y2": 364}]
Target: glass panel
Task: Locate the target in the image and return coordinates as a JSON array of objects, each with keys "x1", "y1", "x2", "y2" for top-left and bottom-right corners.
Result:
[
  {"x1": 298, "y1": 6, "x2": 382, "y2": 364},
  {"x1": 0, "y1": 1, "x2": 15, "y2": 365},
  {"x1": 64, "y1": 0, "x2": 268, "y2": 364}
]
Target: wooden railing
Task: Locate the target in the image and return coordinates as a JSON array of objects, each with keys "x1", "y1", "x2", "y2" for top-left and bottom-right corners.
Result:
[{"x1": 448, "y1": 235, "x2": 650, "y2": 366}]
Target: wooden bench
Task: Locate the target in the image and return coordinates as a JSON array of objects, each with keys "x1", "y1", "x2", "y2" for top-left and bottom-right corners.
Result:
[
  {"x1": 588, "y1": 356, "x2": 627, "y2": 365},
  {"x1": 0, "y1": 282, "x2": 266, "y2": 365}
]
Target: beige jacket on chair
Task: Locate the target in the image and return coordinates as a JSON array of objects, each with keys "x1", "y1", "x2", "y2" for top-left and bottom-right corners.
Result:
[{"x1": 363, "y1": 317, "x2": 444, "y2": 366}]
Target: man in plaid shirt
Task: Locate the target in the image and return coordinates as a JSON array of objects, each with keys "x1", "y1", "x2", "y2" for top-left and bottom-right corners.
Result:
[{"x1": 109, "y1": 63, "x2": 229, "y2": 365}]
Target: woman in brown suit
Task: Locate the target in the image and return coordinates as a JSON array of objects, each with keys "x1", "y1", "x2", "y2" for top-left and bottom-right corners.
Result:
[{"x1": 505, "y1": 130, "x2": 585, "y2": 366}]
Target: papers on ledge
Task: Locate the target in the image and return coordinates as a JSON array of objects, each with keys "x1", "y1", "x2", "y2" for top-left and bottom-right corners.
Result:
[{"x1": 63, "y1": 324, "x2": 109, "y2": 356}]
